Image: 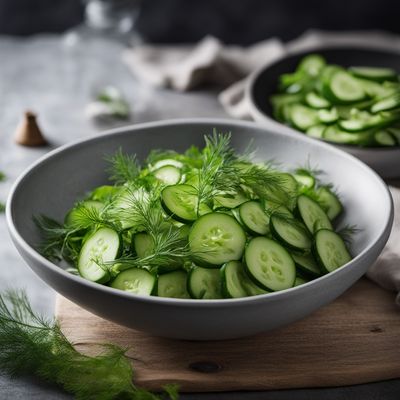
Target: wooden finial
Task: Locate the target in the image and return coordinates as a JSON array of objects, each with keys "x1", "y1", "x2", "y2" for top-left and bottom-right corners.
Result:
[{"x1": 14, "y1": 111, "x2": 48, "y2": 147}]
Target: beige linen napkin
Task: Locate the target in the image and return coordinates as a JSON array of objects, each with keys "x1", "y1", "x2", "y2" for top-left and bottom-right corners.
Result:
[
  {"x1": 367, "y1": 186, "x2": 400, "y2": 306},
  {"x1": 123, "y1": 31, "x2": 400, "y2": 301}
]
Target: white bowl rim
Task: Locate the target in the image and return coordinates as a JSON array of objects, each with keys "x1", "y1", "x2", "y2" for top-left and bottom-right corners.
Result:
[{"x1": 6, "y1": 117, "x2": 394, "y2": 307}]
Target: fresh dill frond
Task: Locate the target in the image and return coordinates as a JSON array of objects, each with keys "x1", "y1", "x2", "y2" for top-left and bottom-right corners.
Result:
[
  {"x1": 0, "y1": 171, "x2": 5, "y2": 181},
  {"x1": 70, "y1": 202, "x2": 119, "y2": 231},
  {"x1": 0, "y1": 289, "x2": 179, "y2": 400},
  {"x1": 295, "y1": 158, "x2": 323, "y2": 179},
  {"x1": 337, "y1": 224, "x2": 360, "y2": 246},
  {"x1": 106, "y1": 149, "x2": 141, "y2": 184},
  {"x1": 0, "y1": 202, "x2": 4, "y2": 213}
]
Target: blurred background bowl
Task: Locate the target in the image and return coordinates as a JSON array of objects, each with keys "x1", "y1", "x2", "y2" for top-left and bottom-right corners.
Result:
[
  {"x1": 6, "y1": 119, "x2": 393, "y2": 340},
  {"x1": 247, "y1": 46, "x2": 400, "y2": 178}
]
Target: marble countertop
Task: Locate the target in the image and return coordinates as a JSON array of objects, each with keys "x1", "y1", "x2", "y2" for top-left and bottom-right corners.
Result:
[{"x1": 0, "y1": 34, "x2": 398, "y2": 399}]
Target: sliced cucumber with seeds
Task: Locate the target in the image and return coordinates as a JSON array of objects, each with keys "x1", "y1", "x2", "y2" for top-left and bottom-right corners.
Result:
[
  {"x1": 374, "y1": 130, "x2": 397, "y2": 146},
  {"x1": 313, "y1": 229, "x2": 351, "y2": 273},
  {"x1": 150, "y1": 158, "x2": 183, "y2": 170},
  {"x1": 111, "y1": 268, "x2": 156, "y2": 296},
  {"x1": 244, "y1": 237, "x2": 296, "y2": 291},
  {"x1": 297, "y1": 195, "x2": 332, "y2": 234},
  {"x1": 325, "y1": 70, "x2": 366, "y2": 104},
  {"x1": 371, "y1": 93, "x2": 400, "y2": 114},
  {"x1": 270, "y1": 214, "x2": 311, "y2": 251},
  {"x1": 306, "y1": 91, "x2": 331, "y2": 109},
  {"x1": 187, "y1": 266, "x2": 222, "y2": 299},
  {"x1": 316, "y1": 187, "x2": 343, "y2": 220},
  {"x1": 239, "y1": 201, "x2": 269, "y2": 235},
  {"x1": 350, "y1": 66, "x2": 397, "y2": 82},
  {"x1": 318, "y1": 108, "x2": 338, "y2": 124},
  {"x1": 189, "y1": 212, "x2": 246, "y2": 266},
  {"x1": 157, "y1": 270, "x2": 190, "y2": 298},
  {"x1": 293, "y1": 173, "x2": 315, "y2": 189},
  {"x1": 221, "y1": 261, "x2": 267, "y2": 298},
  {"x1": 161, "y1": 184, "x2": 211, "y2": 223},
  {"x1": 133, "y1": 232, "x2": 154, "y2": 258},
  {"x1": 214, "y1": 190, "x2": 248, "y2": 209},
  {"x1": 289, "y1": 104, "x2": 319, "y2": 130},
  {"x1": 306, "y1": 124, "x2": 326, "y2": 138},
  {"x1": 298, "y1": 54, "x2": 326, "y2": 76},
  {"x1": 154, "y1": 165, "x2": 181, "y2": 185},
  {"x1": 291, "y1": 252, "x2": 321, "y2": 278},
  {"x1": 78, "y1": 227, "x2": 121, "y2": 283}
]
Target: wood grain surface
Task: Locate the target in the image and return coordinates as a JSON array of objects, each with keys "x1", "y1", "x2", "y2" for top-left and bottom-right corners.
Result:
[{"x1": 56, "y1": 278, "x2": 400, "y2": 392}]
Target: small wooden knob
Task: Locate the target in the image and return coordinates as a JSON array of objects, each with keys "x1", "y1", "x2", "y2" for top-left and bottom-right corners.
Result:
[{"x1": 14, "y1": 111, "x2": 48, "y2": 147}]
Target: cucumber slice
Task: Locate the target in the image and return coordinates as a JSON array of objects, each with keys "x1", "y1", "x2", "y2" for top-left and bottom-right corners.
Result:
[
  {"x1": 326, "y1": 70, "x2": 366, "y2": 103},
  {"x1": 316, "y1": 187, "x2": 343, "y2": 220},
  {"x1": 323, "y1": 126, "x2": 373, "y2": 145},
  {"x1": 294, "y1": 276, "x2": 310, "y2": 286},
  {"x1": 161, "y1": 184, "x2": 211, "y2": 223},
  {"x1": 244, "y1": 237, "x2": 296, "y2": 291},
  {"x1": 187, "y1": 266, "x2": 222, "y2": 299},
  {"x1": 318, "y1": 108, "x2": 338, "y2": 124},
  {"x1": 371, "y1": 94, "x2": 400, "y2": 114},
  {"x1": 150, "y1": 158, "x2": 183, "y2": 171},
  {"x1": 133, "y1": 232, "x2": 154, "y2": 258},
  {"x1": 374, "y1": 130, "x2": 397, "y2": 147},
  {"x1": 289, "y1": 104, "x2": 319, "y2": 130},
  {"x1": 214, "y1": 190, "x2": 248, "y2": 209},
  {"x1": 306, "y1": 124, "x2": 326, "y2": 139},
  {"x1": 350, "y1": 66, "x2": 397, "y2": 82},
  {"x1": 157, "y1": 270, "x2": 190, "y2": 299},
  {"x1": 264, "y1": 201, "x2": 293, "y2": 218},
  {"x1": 306, "y1": 91, "x2": 331, "y2": 109},
  {"x1": 111, "y1": 268, "x2": 156, "y2": 296},
  {"x1": 293, "y1": 173, "x2": 315, "y2": 189},
  {"x1": 313, "y1": 229, "x2": 352, "y2": 273},
  {"x1": 387, "y1": 127, "x2": 400, "y2": 144},
  {"x1": 270, "y1": 214, "x2": 311, "y2": 251},
  {"x1": 221, "y1": 261, "x2": 267, "y2": 298},
  {"x1": 297, "y1": 195, "x2": 332, "y2": 234},
  {"x1": 189, "y1": 212, "x2": 246, "y2": 266},
  {"x1": 291, "y1": 252, "x2": 321, "y2": 278},
  {"x1": 154, "y1": 165, "x2": 181, "y2": 185},
  {"x1": 78, "y1": 227, "x2": 121, "y2": 283},
  {"x1": 239, "y1": 201, "x2": 269, "y2": 235},
  {"x1": 339, "y1": 111, "x2": 383, "y2": 132},
  {"x1": 65, "y1": 200, "x2": 104, "y2": 226},
  {"x1": 298, "y1": 54, "x2": 326, "y2": 76}
]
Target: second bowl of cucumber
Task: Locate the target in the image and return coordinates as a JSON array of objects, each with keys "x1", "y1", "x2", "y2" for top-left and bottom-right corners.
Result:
[{"x1": 247, "y1": 46, "x2": 400, "y2": 178}]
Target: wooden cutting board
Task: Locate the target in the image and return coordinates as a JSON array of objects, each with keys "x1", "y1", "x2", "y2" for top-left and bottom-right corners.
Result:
[{"x1": 56, "y1": 278, "x2": 400, "y2": 392}]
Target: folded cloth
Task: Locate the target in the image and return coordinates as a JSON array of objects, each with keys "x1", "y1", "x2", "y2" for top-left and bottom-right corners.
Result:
[
  {"x1": 123, "y1": 30, "x2": 400, "y2": 118},
  {"x1": 123, "y1": 35, "x2": 285, "y2": 91},
  {"x1": 367, "y1": 185, "x2": 400, "y2": 306},
  {"x1": 123, "y1": 31, "x2": 400, "y2": 302}
]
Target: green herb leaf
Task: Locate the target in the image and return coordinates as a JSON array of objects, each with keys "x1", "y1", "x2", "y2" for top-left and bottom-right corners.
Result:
[
  {"x1": 107, "y1": 149, "x2": 141, "y2": 184},
  {"x1": 0, "y1": 289, "x2": 178, "y2": 400}
]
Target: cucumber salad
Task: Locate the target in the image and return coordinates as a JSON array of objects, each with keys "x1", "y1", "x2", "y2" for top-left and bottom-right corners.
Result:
[
  {"x1": 271, "y1": 54, "x2": 400, "y2": 147},
  {"x1": 36, "y1": 133, "x2": 353, "y2": 299}
]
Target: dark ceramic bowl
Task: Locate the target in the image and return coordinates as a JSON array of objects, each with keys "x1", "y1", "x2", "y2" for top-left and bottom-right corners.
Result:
[{"x1": 247, "y1": 46, "x2": 400, "y2": 178}]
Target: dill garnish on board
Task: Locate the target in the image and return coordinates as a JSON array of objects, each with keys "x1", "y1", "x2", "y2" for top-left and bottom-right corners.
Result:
[{"x1": 0, "y1": 289, "x2": 178, "y2": 400}]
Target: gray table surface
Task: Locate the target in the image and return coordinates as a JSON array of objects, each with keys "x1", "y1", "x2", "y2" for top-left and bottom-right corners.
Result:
[{"x1": 0, "y1": 34, "x2": 398, "y2": 400}]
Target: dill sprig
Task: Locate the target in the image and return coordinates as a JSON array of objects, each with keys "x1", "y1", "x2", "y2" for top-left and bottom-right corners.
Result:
[
  {"x1": 0, "y1": 202, "x2": 4, "y2": 213},
  {"x1": 33, "y1": 215, "x2": 80, "y2": 262},
  {"x1": 0, "y1": 171, "x2": 5, "y2": 182},
  {"x1": 337, "y1": 224, "x2": 360, "y2": 245},
  {"x1": 107, "y1": 149, "x2": 141, "y2": 184},
  {"x1": 0, "y1": 289, "x2": 179, "y2": 400},
  {"x1": 196, "y1": 132, "x2": 241, "y2": 208}
]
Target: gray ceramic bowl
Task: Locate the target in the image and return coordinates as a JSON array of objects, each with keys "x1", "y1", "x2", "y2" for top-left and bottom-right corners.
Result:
[
  {"x1": 246, "y1": 46, "x2": 400, "y2": 179},
  {"x1": 7, "y1": 119, "x2": 393, "y2": 340}
]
